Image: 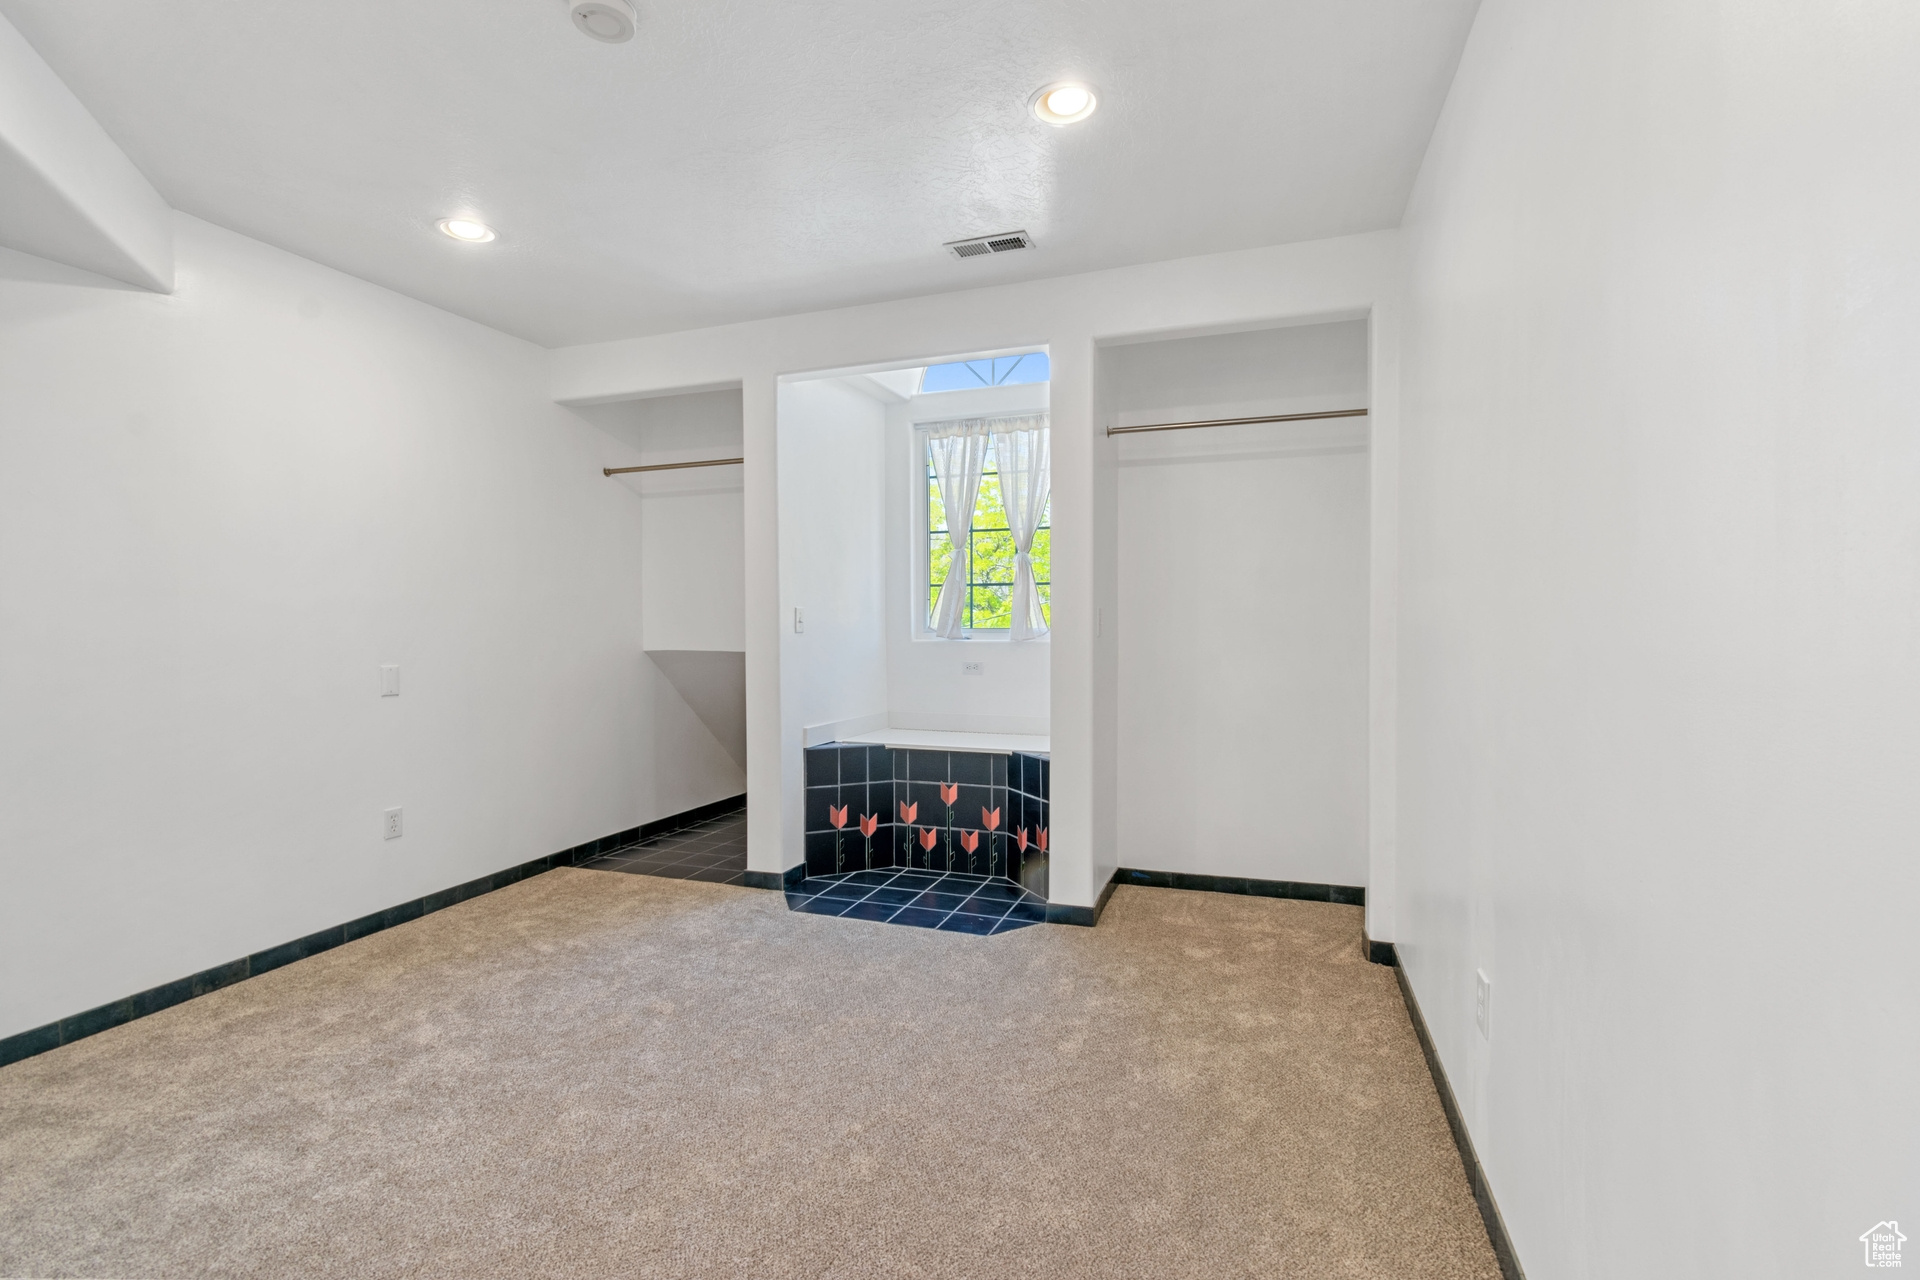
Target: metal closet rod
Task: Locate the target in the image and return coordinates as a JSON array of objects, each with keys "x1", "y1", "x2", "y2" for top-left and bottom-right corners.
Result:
[
  {"x1": 603, "y1": 457, "x2": 744, "y2": 476},
  {"x1": 1106, "y1": 407, "x2": 1369, "y2": 436},
  {"x1": 602, "y1": 408, "x2": 1371, "y2": 466}
]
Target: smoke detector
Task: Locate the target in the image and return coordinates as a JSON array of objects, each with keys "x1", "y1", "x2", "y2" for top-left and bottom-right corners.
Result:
[
  {"x1": 945, "y1": 231, "x2": 1035, "y2": 260},
  {"x1": 571, "y1": 0, "x2": 637, "y2": 42}
]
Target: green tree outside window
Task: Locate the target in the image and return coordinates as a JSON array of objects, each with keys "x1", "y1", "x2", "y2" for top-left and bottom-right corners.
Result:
[{"x1": 927, "y1": 446, "x2": 1050, "y2": 630}]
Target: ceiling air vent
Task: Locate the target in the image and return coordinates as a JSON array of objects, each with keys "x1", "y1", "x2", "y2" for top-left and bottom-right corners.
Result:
[{"x1": 946, "y1": 231, "x2": 1034, "y2": 260}]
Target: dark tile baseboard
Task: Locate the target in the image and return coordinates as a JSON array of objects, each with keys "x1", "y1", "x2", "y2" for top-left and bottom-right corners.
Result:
[
  {"x1": 1365, "y1": 933, "x2": 1400, "y2": 966},
  {"x1": 1393, "y1": 964, "x2": 1527, "y2": 1280},
  {"x1": 0, "y1": 794, "x2": 748, "y2": 1071},
  {"x1": 742, "y1": 863, "x2": 807, "y2": 892},
  {"x1": 1043, "y1": 871, "x2": 1117, "y2": 927},
  {"x1": 1115, "y1": 867, "x2": 1365, "y2": 906}
]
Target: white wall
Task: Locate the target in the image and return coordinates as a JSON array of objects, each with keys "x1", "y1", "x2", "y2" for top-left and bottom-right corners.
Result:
[
  {"x1": 775, "y1": 376, "x2": 889, "y2": 834},
  {"x1": 883, "y1": 379, "x2": 1051, "y2": 735},
  {"x1": 636, "y1": 655, "x2": 747, "y2": 808},
  {"x1": 0, "y1": 214, "x2": 682, "y2": 1040},
  {"x1": 1111, "y1": 322, "x2": 1370, "y2": 886},
  {"x1": 1080, "y1": 333, "x2": 1121, "y2": 906},
  {"x1": 0, "y1": 10, "x2": 172, "y2": 291},
  {"x1": 1397, "y1": 2, "x2": 1920, "y2": 1276}
]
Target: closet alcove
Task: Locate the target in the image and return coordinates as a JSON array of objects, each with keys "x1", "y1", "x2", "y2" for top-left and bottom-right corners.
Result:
[
  {"x1": 579, "y1": 387, "x2": 748, "y2": 815},
  {"x1": 1103, "y1": 320, "x2": 1372, "y2": 890}
]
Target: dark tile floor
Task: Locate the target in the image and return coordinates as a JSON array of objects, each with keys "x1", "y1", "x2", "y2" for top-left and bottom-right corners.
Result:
[
  {"x1": 579, "y1": 811, "x2": 1045, "y2": 935},
  {"x1": 787, "y1": 868, "x2": 1047, "y2": 935},
  {"x1": 576, "y1": 810, "x2": 747, "y2": 884}
]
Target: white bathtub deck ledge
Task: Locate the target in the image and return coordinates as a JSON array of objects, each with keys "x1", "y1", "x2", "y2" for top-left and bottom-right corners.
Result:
[{"x1": 834, "y1": 727, "x2": 1050, "y2": 755}]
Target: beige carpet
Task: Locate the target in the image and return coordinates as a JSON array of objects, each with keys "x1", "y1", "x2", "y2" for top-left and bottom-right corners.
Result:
[{"x1": 0, "y1": 871, "x2": 1499, "y2": 1280}]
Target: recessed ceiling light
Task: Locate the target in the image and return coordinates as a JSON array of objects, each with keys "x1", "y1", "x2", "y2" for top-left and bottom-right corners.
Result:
[
  {"x1": 571, "y1": 0, "x2": 637, "y2": 43},
  {"x1": 437, "y1": 218, "x2": 497, "y2": 243},
  {"x1": 1029, "y1": 81, "x2": 1098, "y2": 126}
]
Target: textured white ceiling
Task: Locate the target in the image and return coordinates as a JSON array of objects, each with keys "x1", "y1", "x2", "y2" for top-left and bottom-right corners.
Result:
[{"x1": 0, "y1": 0, "x2": 1479, "y2": 347}]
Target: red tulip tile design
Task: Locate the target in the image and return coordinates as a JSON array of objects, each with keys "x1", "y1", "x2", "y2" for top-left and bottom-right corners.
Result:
[
  {"x1": 829, "y1": 803, "x2": 848, "y2": 872},
  {"x1": 859, "y1": 812, "x2": 878, "y2": 869},
  {"x1": 960, "y1": 828, "x2": 980, "y2": 874},
  {"x1": 939, "y1": 782, "x2": 959, "y2": 864}
]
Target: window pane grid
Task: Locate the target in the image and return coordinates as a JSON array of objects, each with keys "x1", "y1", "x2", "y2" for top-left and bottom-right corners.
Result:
[{"x1": 926, "y1": 450, "x2": 1050, "y2": 631}]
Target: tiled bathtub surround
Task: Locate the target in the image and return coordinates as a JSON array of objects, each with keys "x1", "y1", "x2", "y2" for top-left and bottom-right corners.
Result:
[
  {"x1": 1006, "y1": 750, "x2": 1050, "y2": 899},
  {"x1": 804, "y1": 743, "x2": 1049, "y2": 899},
  {"x1": 786, "y1": 868, "x2": 1048, "y2": 935}
]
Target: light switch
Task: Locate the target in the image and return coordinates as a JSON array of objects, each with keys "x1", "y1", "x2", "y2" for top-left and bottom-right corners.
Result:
[
  {"x1": 1475, "y1": 969, "x2": 1491, "y2": 1039},
  {"x1": 379, "y1": 665, "x2": 399, "y2": 697},
  {"x1": 793, "y1": 608, "x2": 805, "y2": 634}
]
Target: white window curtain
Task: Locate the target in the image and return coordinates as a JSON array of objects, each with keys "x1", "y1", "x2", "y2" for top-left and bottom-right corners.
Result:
[
  {"x1": 990, "y1": 416, "x2": 1050, "y2": 640},
  {"x1": 922, "y1": 413, "x2": 1050, "y2": 639},
  {"x1": 924, "y1": 418, "x2": 993, "y2": 638}
]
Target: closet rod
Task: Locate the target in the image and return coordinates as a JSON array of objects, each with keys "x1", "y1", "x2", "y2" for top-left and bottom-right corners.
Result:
[
  {"x1": 603, "y1": 457, "x2": 744, "y2": 476},
  {"x1": 1105, "y1": 407, "x2": 1368, "y2": 436}
]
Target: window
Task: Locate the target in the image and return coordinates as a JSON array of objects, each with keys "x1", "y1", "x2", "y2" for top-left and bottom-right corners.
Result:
[
  {"x1": 926, "y1": 437, "x2": 1050, "y2": 631},
  {"x1": 920, "y1": 352, "x2": 1051, "y2": 393}
]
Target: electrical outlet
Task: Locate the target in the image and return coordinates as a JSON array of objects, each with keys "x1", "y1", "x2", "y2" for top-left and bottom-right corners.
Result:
[
  {"x1": 383, "y1": 807, "x2": 403, "y2": 840},
  {"x1": 379, "y1": 664, "x2": 399, "y2": 697},
  {"x1": 1475, "y1": 969, "x2": 1491, "y2": 1039},
  {"x1": 962, "y1": 661, "x2": 985, "y2": 676},
  {"x1": 793, "y1": 607, "x2": 804, "y2": 634}
]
